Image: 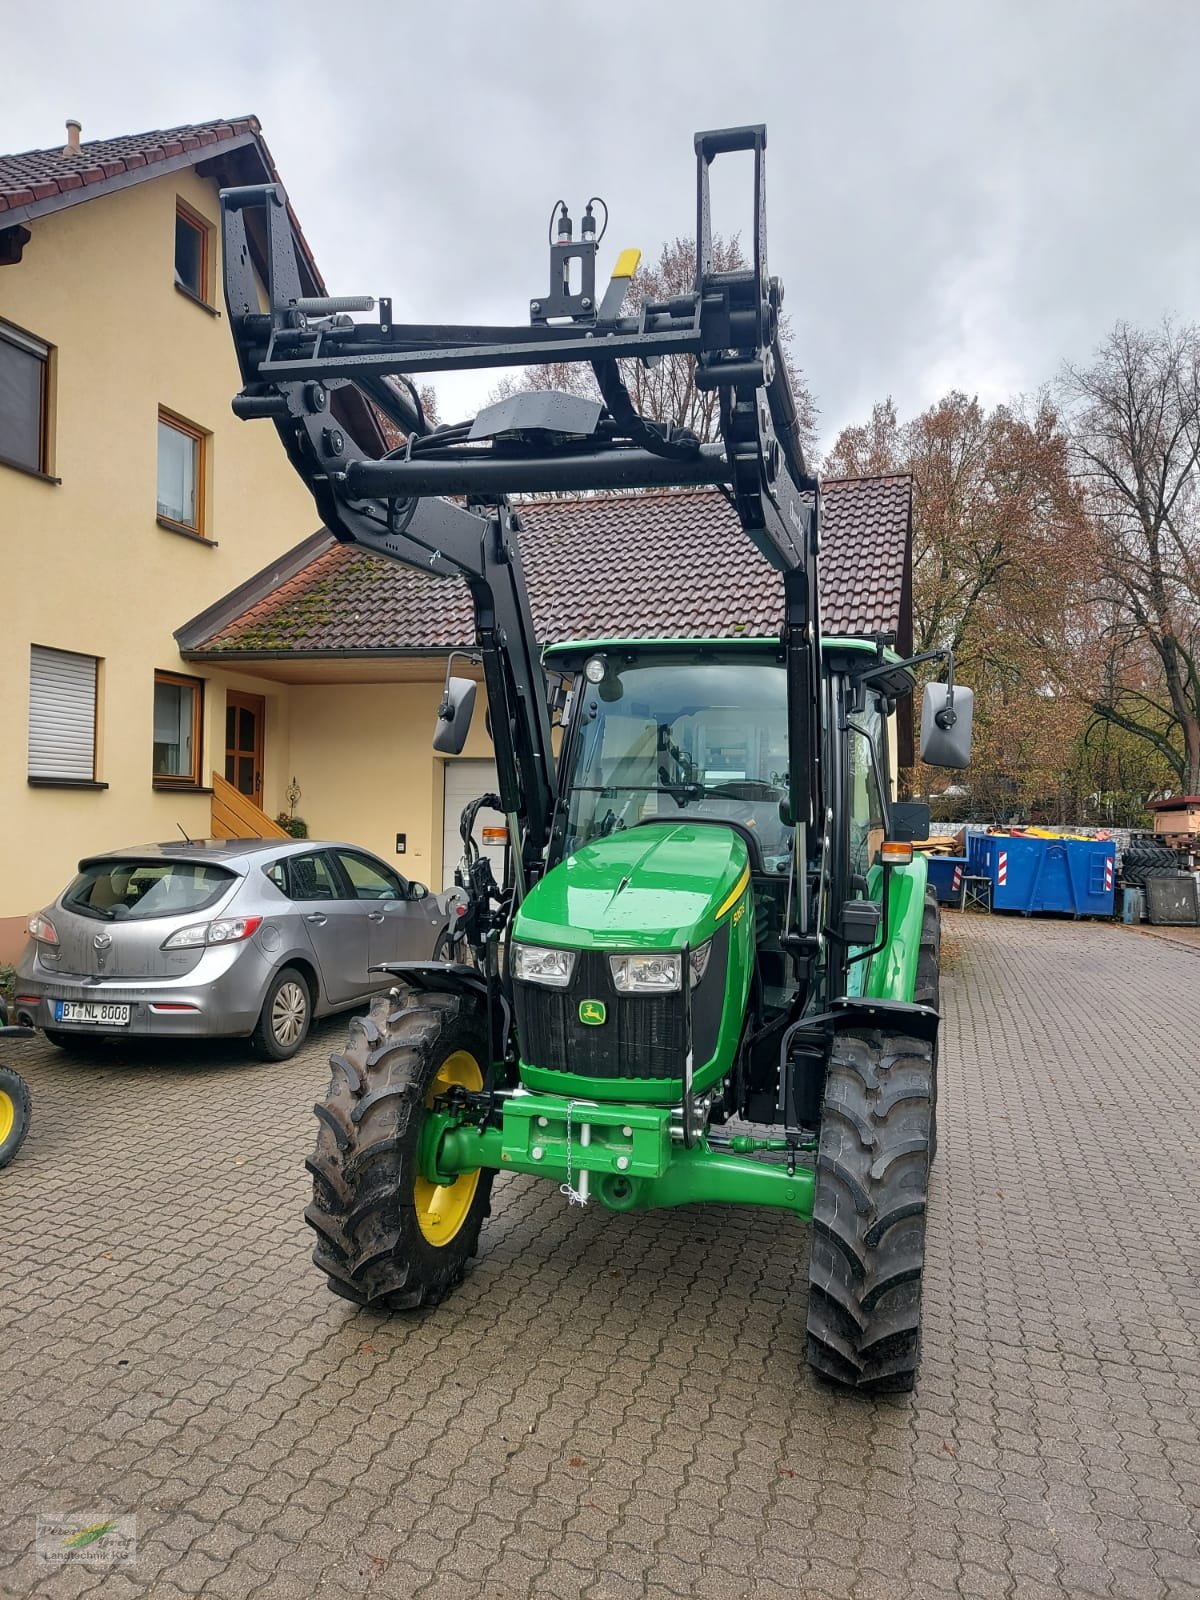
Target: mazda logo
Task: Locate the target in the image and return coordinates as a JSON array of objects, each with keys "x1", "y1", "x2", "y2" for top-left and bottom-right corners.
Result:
[{"x1": 94, "y1": 932, "x2": 112, "y2": 950}]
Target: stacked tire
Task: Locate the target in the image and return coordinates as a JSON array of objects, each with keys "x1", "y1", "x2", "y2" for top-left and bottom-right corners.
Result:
[{"x1": 1120, "y1": 844, "x2": 1188, "y2": 887}]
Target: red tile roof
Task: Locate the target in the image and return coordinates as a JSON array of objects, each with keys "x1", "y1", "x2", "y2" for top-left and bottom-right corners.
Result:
[
  {"x1": 0, "y1": 118, "x2": 253, "y2": 212},
  {"x1": 0, "y1": 116, "x2": 324, "y2": 291},
  {"x1": 189, "y1": 477, "x2": 912, "y2": 656}
]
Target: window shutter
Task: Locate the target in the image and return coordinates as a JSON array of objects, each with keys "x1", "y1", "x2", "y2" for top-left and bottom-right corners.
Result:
[{"x1": 29, "y1": 645, "x2": 98, "y2": 780}]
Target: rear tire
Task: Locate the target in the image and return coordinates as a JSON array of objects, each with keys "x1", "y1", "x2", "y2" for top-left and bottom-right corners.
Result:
[
  {"x1": 251, "y1": 966, "x2": 312, "y2": 1061},
  {"x1": 0, "y1": 1067, "x2": 31, "y2": 1169},
  {"x1": 305, "y1": 987, "x2": 494, "y2": 1310},
  {"x1": 913, "y1": 888, "x2": 941, "y2": 1164},
  {"x1": 807, "y1": 1028, "x2": 934, "y2": 1395}
]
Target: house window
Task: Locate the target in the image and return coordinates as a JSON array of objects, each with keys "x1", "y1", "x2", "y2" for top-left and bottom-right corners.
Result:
[
  {"x1": 29, "y1": 645, "x2": 99, "y2": 783},
  {"x1": 174, "y1": 202, "x2": 210, "y2": 301},
  {"x1": 0, "y1": 320, "x2": 50, "y2": 476},
  {"x1": 157, "y1": 409, "x2": 206, "y2": 534},
  {"x1": 153, "y1": 671, "x2": 203, "y2": 785}
]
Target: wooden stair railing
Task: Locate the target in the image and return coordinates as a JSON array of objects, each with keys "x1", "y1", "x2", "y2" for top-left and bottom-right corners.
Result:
[{"x1": 210, "y1": 771, "x2": 289, "y2": 840}]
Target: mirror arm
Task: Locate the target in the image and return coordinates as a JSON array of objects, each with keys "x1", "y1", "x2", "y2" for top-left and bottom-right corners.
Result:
[
  {"x1": 935, "y1": 651, "x2": 957, "y2": 729},
  {"x1": 439, "y1": 650, "x2": 481, "y2": 722},
  {"x1": 857, "y1": 644, "x2": 958, "y2": 724}
]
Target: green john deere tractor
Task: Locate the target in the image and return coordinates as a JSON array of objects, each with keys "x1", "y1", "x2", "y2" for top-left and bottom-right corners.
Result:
[{"x1": 219, "y1": 124, "x2": 972, "y2": 1392}]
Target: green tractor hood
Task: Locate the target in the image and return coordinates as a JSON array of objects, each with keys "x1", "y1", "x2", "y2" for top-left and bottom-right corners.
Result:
[{"x1": 515, "y1": 822, "x2": 751, "y2": 952}]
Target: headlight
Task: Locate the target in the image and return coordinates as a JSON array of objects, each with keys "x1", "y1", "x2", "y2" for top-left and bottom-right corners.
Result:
[
  {"x1": 610, "y1": 953, "x2": 682, "y2": 992},
  {"x1": 608, "y1": 942, "x2": 712, "y2": 993},
  {"x1": 511, "y1": 943, "x2": 577, "y2": 988}
]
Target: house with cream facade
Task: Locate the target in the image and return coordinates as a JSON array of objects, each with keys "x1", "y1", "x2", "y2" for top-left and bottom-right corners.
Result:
[{"x1": 0, "y1": 117, "x2": 367, "y2": 960}]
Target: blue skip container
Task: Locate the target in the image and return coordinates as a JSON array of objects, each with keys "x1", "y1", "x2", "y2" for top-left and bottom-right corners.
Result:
[
  {"x1": 925, "y1": 855, "x2": 970, "y2": 905},
  {"x1": 967, "y1": 834, "x2": 1115, "y2": 918}
]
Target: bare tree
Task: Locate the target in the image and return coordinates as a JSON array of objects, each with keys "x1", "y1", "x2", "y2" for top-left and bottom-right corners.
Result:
[
  {"x1": 490, "y1": 236, "x2": 818, "y2": 453},
  {"x1": 1061, "y1": 322, "x2": 1200, "y2": 791}
]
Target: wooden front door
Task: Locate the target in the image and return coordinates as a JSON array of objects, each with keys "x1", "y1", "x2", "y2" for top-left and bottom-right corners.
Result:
[{"x1": 225, "y1": 692, "x2": 265, "y2": 806}]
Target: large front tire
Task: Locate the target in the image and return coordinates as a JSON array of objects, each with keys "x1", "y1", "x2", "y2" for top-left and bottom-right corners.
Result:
[
  {"x1": 806, "y1": 1029, "x2": 934, "y2": 1395},
  {"x1": 0, "y1": 1068, "x2": 31, "y2": 1169},
  {"x1": 305, "y1": 988, "x2": 493, "y2": 1310}
]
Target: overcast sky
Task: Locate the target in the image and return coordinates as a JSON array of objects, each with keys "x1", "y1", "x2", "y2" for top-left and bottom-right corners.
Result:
[{"x1": 4, "y1": 0, "x2": 1198, "y2": 450}]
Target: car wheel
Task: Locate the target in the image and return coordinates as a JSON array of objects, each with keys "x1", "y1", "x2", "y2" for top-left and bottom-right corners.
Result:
[
  {"x1": 434, "y1": 928, "x2": 475, "y2": 967},
  {"x1": 252, "y1": 967, "x2": 312, "y2": 1061}
]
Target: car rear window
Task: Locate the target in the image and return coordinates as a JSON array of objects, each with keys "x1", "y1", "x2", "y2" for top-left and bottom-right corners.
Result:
[{"x1": 64, "y1": 859, "x2": 237, "y2": 921}]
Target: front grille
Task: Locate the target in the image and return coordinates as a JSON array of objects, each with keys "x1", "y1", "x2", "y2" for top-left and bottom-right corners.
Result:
[{"x1": 515, "y1": 950, "x2": 686, "y2": 1080}]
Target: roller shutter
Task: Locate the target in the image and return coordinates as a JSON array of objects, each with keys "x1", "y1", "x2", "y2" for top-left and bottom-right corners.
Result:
[{"x1": 28, "y1": 645, "x2": 98, "y2": 780}]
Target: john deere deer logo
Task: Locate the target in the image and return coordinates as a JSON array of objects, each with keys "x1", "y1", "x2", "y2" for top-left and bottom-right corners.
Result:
[{"x1": 579, "y1": 1000, "x2": 607, "y2": 1026}]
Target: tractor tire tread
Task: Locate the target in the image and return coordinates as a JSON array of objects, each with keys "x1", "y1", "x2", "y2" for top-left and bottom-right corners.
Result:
[
  {"x1": 304, "y1": 988, "x2": 494, "y2": 1312},
  {"x1": 0, "y1": 1066, "x2": 32, "y2": 1170},
  {"x1": 913, "y1": 894, "x2": 941, "y2": 1164},
  {"x1": 806, "y1": 1027, "x2": 934, "y2": 1396}
]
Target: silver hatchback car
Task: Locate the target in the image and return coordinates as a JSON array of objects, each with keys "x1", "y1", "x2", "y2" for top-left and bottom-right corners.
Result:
[{"x1": 15, "y1": 839, "x2": 459, "y2": 1060}]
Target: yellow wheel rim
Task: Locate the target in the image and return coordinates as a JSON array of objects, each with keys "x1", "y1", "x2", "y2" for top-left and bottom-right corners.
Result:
[
  {"x1": 415, "y1": 1049, "x2": 484, "y2": 1246},
  {"x1": 0, "y1": 1091, "x2": 14, "y2": 1147}
]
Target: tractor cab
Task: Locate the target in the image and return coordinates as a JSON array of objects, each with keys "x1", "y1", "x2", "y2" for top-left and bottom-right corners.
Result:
[{"x1": 547, "y1": 638, "x2": 791, "y2": 875}]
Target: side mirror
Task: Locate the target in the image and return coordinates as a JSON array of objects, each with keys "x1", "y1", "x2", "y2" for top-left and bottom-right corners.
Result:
[
  {"x1": 889, "y1": 801, "x2": 930, "y2": 843},
  {"x1": 408, "y1": 881, "x2": 429, "y2": 901},
  {"x1": 433, "y1": 677, "x2": 477, "y2": 755},
  {"x1": 921, "y1": 682, "x2": 974, "y2": 770}
]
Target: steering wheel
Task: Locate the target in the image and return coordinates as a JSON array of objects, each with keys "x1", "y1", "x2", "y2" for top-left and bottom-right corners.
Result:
[{"x1": 703, "y1": 779, "x2": 786, "y2": 802}]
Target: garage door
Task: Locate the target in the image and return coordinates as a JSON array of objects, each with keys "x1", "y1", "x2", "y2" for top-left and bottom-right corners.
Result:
[{"x1": 441, "y1": 759, "x2": 506, "y2": 890}]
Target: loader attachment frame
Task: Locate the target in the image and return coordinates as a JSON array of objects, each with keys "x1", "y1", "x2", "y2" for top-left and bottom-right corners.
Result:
[{"x1": 219, "y1": 126, "x2": 823, "y2": 948}]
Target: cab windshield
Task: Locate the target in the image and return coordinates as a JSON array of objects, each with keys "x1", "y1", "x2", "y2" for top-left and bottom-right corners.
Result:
[{"x1": 560, "y1": 654, "x2": 791, "y2": 866}]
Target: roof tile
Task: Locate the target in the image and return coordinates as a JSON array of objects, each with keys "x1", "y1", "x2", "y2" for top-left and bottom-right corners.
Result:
[
  {"x1": 0, "y1": 119, "x2": 261, "y2": 206},
  {"x1": 0, "y1": 120, "x2": 260, "y2": 203},
  {"x1": 0, "y1": 115, "x2": 326, "y2": 296},
  {"x1": 196, "y1": 478, "x2": 912, "y2": 657}
]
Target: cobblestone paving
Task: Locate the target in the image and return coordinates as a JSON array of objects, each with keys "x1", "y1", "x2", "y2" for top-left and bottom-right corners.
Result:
[{"x1": 2, "y1": 915, "x2": 1199, "y2": 1598}]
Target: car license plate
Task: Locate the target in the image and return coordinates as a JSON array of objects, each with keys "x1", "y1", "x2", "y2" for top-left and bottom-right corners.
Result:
[{"x1": 54, "y1": 1001, "x2": 131, "y2": 1026}]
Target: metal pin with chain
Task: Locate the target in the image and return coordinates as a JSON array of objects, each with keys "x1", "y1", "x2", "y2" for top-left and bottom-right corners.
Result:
[{"x1": 560, "y1": 1100, "x2": 589, "y2": 1206}]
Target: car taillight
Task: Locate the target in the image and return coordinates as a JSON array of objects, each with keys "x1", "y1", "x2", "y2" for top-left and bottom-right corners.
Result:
[
  {"x1": 28, "y1": 912, "x2": 59, "y2": 945},
  {"x1": 208, "y1": 915, "x2": 263, "y2": 944},
  {"x1": 161, "y1": 916, "x2": 262, "y2": 951}
]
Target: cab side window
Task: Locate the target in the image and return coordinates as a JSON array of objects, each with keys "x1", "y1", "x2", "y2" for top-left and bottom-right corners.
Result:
[{"x1": 848, "y1": 701, "x2": 887, "y2": 878}]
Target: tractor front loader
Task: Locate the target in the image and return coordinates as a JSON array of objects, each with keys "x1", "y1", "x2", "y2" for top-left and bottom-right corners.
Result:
[{"x1": 218, "y1": 126, "x2": 972, "y2": 1393}]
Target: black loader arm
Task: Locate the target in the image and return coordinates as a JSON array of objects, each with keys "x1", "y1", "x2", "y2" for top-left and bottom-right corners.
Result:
[
  {"x1": 220, "y1": 185, "x2": 555, "y2": 899},
  {"x1": 219, "y1": 124, "x2": 824, "y2": 915}
]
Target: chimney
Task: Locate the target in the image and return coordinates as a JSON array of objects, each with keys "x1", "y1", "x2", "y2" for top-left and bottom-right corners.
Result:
[{"x1": 63, "y1": 119, "x2": 82, "y2": 156}]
